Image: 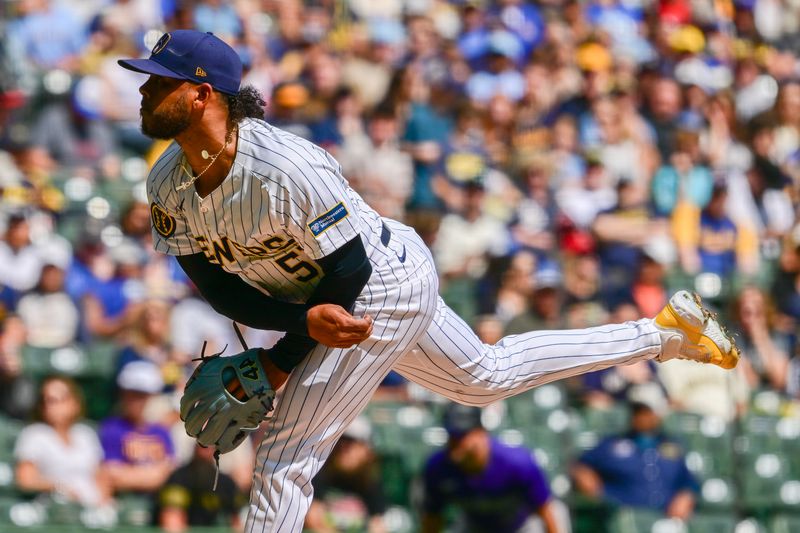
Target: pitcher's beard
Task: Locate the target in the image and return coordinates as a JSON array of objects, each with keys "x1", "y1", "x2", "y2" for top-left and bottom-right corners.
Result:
[{"x1": 140, "y1": 94, "x2": 191, "y2": 139}]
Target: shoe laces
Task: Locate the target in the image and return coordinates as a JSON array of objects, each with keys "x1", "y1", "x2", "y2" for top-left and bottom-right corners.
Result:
[{"x1": 691, "y1": 292, "x2": 738, "y2": 355}]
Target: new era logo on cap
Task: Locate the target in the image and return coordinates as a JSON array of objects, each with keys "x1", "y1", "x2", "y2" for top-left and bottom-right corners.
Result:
[{"x1": 118, "y1": 30, "x2": 242, "y2": 95}]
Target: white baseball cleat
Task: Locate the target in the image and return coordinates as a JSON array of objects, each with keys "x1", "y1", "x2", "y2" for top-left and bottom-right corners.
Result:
[{"x1": 654, "y1": 290, "x2": 740, "y2": 369}]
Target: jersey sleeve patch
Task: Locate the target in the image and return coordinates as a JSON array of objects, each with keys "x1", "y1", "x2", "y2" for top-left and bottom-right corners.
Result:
[
  {"x1": 308, "y1": 202, "x2": 348, "y2": 237},
  {"x1": 151, "y1": 202, "x2": 177, "y2": 238}
]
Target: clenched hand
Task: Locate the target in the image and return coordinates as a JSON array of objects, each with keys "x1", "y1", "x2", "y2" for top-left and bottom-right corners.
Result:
[{"x1": 306, "y1": 304, "x2": 373, "y2": 348}]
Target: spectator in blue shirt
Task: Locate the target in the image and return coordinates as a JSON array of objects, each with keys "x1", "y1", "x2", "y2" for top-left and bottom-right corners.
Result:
[
  {"x1": 8, "y1": 0, "x2": 86, "y2": 72},
  {"x1": 421, "y1": 403, "x2": 567, "y2": 533},
  {"x1": 192, "y1": 0, "x2": 243, "y2": 41},
  {"x1": 571, "y1": 390, "x2": 698, "y2": 520}
]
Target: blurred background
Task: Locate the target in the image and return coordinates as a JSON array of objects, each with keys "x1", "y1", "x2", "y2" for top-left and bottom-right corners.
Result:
[{"x1": 1, "y1": 0, "x2": 800, "y2": 532}]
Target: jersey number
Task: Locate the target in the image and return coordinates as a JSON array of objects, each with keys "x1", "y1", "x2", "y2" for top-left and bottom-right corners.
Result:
[{"x1": 275, "y1": 251, "x2": 319, "y2": 282}]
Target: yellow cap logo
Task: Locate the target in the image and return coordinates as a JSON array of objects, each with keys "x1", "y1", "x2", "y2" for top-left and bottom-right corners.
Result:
[{"x1": 195, "y1": 67, "x2": 207, "y2": 77}]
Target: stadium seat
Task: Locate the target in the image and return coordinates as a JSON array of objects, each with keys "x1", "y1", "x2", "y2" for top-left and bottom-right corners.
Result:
[
  {"x1": 21, "y1": 345, "x2": 89, "y2": 378},
  {"x1": 740, "y1": 452, "x2": 800, "y2": 510},
  {"x1": 505, "y1": 384, "x2": 566, "y2": 426},
  {"x1": 379, "y1": 454, "x2": 414, "y2": 506},
  {"x1": 737, "y1": 416, "x2": 800, "y2": 477},
  {"x1": 607, "y1": 508, "x2": 683, "y2": 533},
  {"x1": 0, "y1": 420, "x2": 20, "y2": 496},
  {"x1": 0, "y1": 415, "x2": 24, "y2": 496},
  {"x1": 770, "y1": 514, "x2": 800, "y2": 533},
  {"x1": 44, "y1": 499, "x2": 82, "y2": 526},
  {"x1": 83, "y1": 341, "x2": 118, "y2": 378},
  {"x1": 0, "y1": 496, "x2": 47, "y2": 529},
  {"x1": 116, "y1": 493, "x2": 154, "y2": 527},
  {"x1": 0, "y1": 416, "x2": 23, "y2": 459},
  {"x1": 663, "y1": 412, "x2": 734, "y2": 480},
  {"x1": 687, "y1": 512, "x2": 737, "y2": 532},
  {"x1": 569, "y1": 405, "x2": 629, "y2": 455}
]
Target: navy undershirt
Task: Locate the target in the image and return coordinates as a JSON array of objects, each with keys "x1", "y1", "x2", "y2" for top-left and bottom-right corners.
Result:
[{"x1": 177, "y1": 236, "x2": 372, "y2": 372}]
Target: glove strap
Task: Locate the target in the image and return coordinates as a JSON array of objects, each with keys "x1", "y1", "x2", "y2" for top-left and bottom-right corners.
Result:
[{"x1": 212, "y1": 450, "x2": 220, "y2": 492}]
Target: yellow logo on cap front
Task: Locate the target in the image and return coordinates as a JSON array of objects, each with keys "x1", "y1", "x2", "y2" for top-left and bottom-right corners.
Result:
[{"x1": 152, "y1": 33, "x2": 171, "y2": 55}]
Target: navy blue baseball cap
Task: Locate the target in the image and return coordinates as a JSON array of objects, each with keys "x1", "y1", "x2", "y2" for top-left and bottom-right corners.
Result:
[
  {"x1": 443, "y1": 403, "x2": 483, "y2": 439},
  {"x1": 118, "y1": 30, "x2": 241, "y2": 96}
]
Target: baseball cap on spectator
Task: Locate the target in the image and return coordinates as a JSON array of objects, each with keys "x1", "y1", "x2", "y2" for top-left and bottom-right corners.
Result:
[
  {"x1": 487, "y1": 30, "x2": 524, "y2": 62},
  {"x1": 0, "y1": 89, "x2": 25, "y2": 110},
  {"x1": 658, "y1": 0, "x2": 692, "y2": 25},
  {"x1": 109, "y1": 239, "x2": 147, "y2": 266},
  {"x1": 444, "y1": 152, "x2": 486, "y2": 185},
  {"x1": 576, "y1": 42, "x2": 612, "y2": 72},
  {"x1": 118, "y1": 30, "x2": 242, "y2": 96},
  {"x1": 676, "y1": 110, "x2": 705, "y2": 132},
  {"x1": 668, "y1": 25, "x2": 705, "y2": 54},
  {"x1": 674, "y1": 56, "x2": 733, "y2": 93},
  {"x1": 642, "y1": 234, "x2": 677, "y2": 266},
  {"x1": 443, "y1": 403, "x2": 483, "y2": 439},
  {"x1": 117, "y1": 361, "x2": 164, "y2": 394},
  {"x1": 628, "y1": 383, "x2": 669, "y2": 418},
  {"x1": 561, "y1": 229, "x2": 596, "y2": 255},
  {"x1": 369, "y1": 18, "x2": 406, "y2": 46},
  {"x1": 533, "y1": 266, "x2": 562, "y2": 291}
]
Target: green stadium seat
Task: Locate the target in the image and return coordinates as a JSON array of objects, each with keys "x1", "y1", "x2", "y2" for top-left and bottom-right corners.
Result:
[
  {"x1": 505, "y1": 384, "x2": 566, "y2": 426},
  {"x1": 739, "y1": 416, "x2": 783, "y2": 456},
  {"x1": 364, "y1": 401, "x2": 442, "y2": 506},
  {"x1": 379, "y1": 454, "x2": 413, "y2": 506},
  {"x1": 696, "y1": 476, "x2": 736, "y2": 508},
  {"x1": 83, "y1": 341, "x2": 118, "y2": 378},
  {"x1": 750, "y1": 389, "x2": 783, "y2": 417},
  {"x1": 0, "y1": 496, "x2": 48, "y2": 529},
  {"x1": 664, "y1": 412, "x2": 734, "y2": 481},
  {"x1": 770, "y1": 514, "x2": 800, "y2": 533},
  {"x1": 116, "y1": 493, "x2": 154, "y2": 527},
  {"x1": 740, "y1": 453, "x2": 800, "y2": 510},
  {"x1": 21, "y1": 345, "x2": 89, "y2": 378},
  {"x1": 687, "y1": 512, "x2": 737, "y2": 533},
  {"x1": 381, "y1": 505, "x2": 415, "y2": 533},
  {"x1": 608, "y1": 508, "x2": 685, "y2": 533},
  {"x1": 44, "y1": 499, "x2": 82, "y2": 526},
  {"x1": 21, "y1": 342, "x2": 119, "y2": 381},
  {"x1": 0, "y1": 416, "x2": 23, "y2": 459},
  {"x1": 580, "y1": 405, "x2": 629, "y2": 434},
  {"x1": 569, "y1": 405, "x2": 629, "y2": 455},
  {"x1": 0, "y1": 415, "x2": 23, "y2": 494},
  {"x1": 366, "y1": 402, "x2": 437, "y2": 456}
]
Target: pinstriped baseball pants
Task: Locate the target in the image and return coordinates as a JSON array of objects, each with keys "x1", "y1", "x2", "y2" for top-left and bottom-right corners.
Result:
[{"x1": 244, "y1": 221, "x2": 663, "y2": 532}]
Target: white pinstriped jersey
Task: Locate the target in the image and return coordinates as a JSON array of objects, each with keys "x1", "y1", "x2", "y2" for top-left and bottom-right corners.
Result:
[
  {"x1": 145, "y1": 115, "x2": 668, "y2": 533},
  {"x1": 147, "y1": 118, "x2": 392, "y2": 304}
]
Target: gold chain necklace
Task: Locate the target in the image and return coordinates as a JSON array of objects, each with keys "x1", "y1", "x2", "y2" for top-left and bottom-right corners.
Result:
[{"x1": 176, "y1": 126, "x2": 236, "y2": 192}]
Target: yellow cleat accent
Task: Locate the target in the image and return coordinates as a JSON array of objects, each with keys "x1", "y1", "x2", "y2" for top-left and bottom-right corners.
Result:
[{"x1": 655, "y1": 291, "x2": 740, "y2": 369}]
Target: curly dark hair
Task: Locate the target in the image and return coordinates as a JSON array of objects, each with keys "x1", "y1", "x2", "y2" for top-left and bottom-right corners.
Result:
[{"x1": 224, "y1": 85, "x2": 266, "y2": 124}]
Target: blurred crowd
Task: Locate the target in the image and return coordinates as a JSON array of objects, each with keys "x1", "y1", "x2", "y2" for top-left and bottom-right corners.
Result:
[{"x1": 2, "y1": 0, "x2": 800, "y2": 531}]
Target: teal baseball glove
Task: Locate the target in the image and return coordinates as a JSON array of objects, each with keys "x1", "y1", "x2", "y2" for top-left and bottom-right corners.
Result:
[{"x1": 180, "y1": 347, "x2": 275, "y2": 454}]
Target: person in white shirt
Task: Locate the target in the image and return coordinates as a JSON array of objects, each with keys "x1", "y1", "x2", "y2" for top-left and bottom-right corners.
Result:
[{"x1": 14, "y1": 376, "x2": 112, "y2": 506}]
